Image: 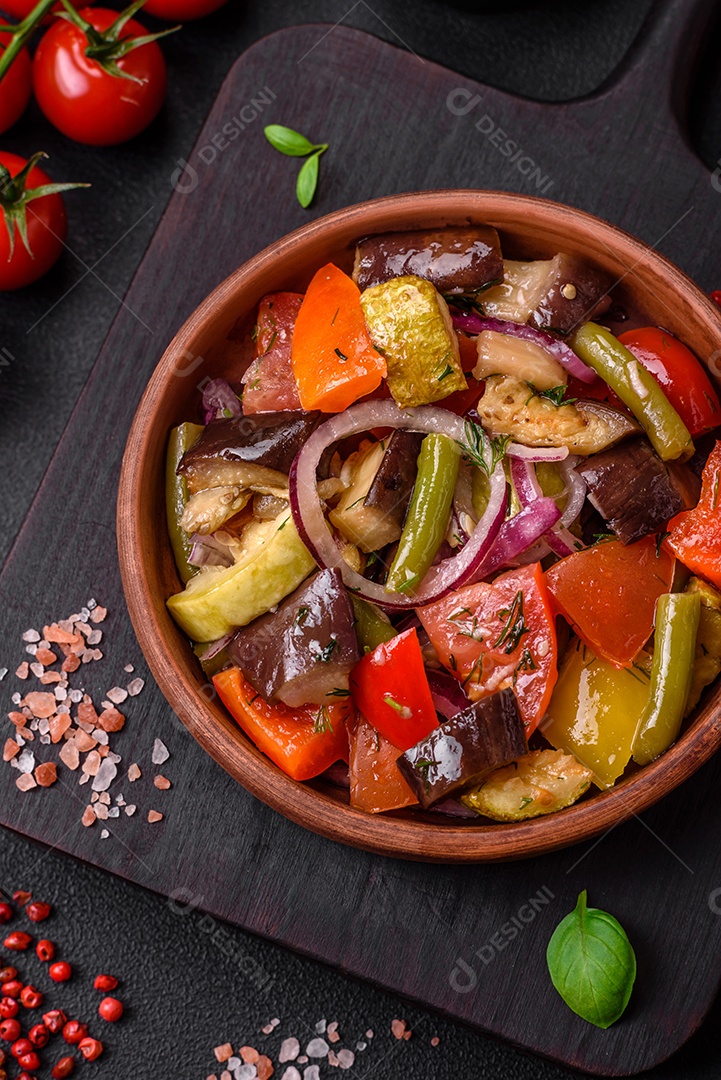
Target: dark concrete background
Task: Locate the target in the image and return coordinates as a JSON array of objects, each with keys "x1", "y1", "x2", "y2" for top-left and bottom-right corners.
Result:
[{"x1": 1, "y1": 1, "x2": 721, "y2": 1076}]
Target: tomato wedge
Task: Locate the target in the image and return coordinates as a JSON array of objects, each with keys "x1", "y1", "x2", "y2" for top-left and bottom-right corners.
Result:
[
  {"x1": 618, "y1": 326, "x2": 721, "y2": 437},
  {"x1": 349, "y1": 628, "x2": 438, "y2": 751},
  {"x1": 213, "y1": 667, "x2": 350, "y2": 781},
  {"x1": 417, "y1": 563, "x2": 557, "y2": 735},
  {"x1": 545, "y1": 536, "x2": 675, "y2": 668},
  {"x1": 242, "y1": 292, "x2": 302, "y2": 414},
  {"x1": 348, "y1": 714, "x2": 417, "y2": 813},
  {"x1": 291, "y1": 263, "x2": 386, "y2": 412},
  {"x1": 666, "y1": 441, "x2": 721, "y2": 590}
]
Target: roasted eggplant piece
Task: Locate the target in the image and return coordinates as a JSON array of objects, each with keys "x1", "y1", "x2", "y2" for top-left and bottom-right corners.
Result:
[
  {"x1": 360, "y1": 276, "x2": 467, "y2": 408},
  {"x1": 575, "y1": 436, "x2": 699, "y2": 544},
  {"x1": 353, "y1": 226, "x2": 503, "y2": 294},
  {"x1": 178, "y1": 412, "x2": 320, "y2": 494},
  {"x1": 397, "y1": 688, "x2": 527, "y2": 809},
  {"x1": 228, "y1": 568, "x2": 360, "y2": 707},
  {"x1": 330, "y1": 432, "x2": 422, "y2": 552},
  {"x1": 477, "y1": 375, "x2": 640, "y2": 454},
  {"x1": 481, "y1": 255, "x2": 612, "y2": 331},
  {"x1": 473, "y1": 330, "x2": 568, "y2": 390}
]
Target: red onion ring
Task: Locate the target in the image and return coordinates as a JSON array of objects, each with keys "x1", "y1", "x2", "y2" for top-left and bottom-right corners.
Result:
[
  {"x1": 289, "y1": 400, "x2": 507, "y2": 609},
  {"x1": 506, "y1": 442, "x2": 570, "y2": 462},
  {"x1": 452, "y1": 311, "x2": 596, "y2": 383},
  {"x1": 477, "y1": 497, "x2": 562, "y2": 579},
  {"x1": 427, "y1": 669, "x2": 469, "y2": 719}
]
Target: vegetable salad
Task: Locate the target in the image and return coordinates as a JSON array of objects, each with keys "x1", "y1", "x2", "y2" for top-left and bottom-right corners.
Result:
[{"x1": 164, "y1": 224, "x2": 721, "y2": 821}]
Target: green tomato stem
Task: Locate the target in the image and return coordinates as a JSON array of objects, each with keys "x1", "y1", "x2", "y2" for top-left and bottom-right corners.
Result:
[{"x1": 0, "y1": 0, "x2": 58, "y2": 85}]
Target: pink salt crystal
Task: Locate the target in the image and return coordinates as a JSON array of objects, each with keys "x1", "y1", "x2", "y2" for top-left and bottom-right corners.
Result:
[
  {"x1": 59, "y1": 741, "x2": 80, "y2": 770},
  {"x1": 82, "y1": 805, "x2": 96, "y2": 827},
  {"x1": 16, "y1": 773, "x2": 36, "y2": 791},
  {"x1": 336, "y1": 1050, "x2": 354, "y2": 1069},
  {"x1": 214, "y1": 1045, "x2": 233, "y2": 1063},
  {"x1": 98, "y1": 708, "x2": 125, "y2": 732},
  {"x1": 3, "y1": 738, "x2": 19, "y2": 762},
  {"x1": 148, "y1": 810, "x2": 163, "y2": 823},
  {"x1": 94, "y1": 804, "x2": 109, "y2": 821},
  {"x1": 240, "y1": 1047, "x2": 259, "y2": 1064},
  {"x1": 430, "y1": 1037, "x2": 440, "y2": 1047},
  {"x1": 128, "y1": 763, "x2": 141, "y2": 781},
  {"x1": 77, "y1": 701, "x2": 99, "y2": 726},
  {"x1": 92, "y1": 758, "x2": 117, "y2": 792},
  {"x1": 256, "y1": 1056, "x2": 273, "y2": 1080},
  {"x1": 82, "y1": 750, "x2": 102, "y2": 776},
  {"x1": 15, "y1": 662, "x2": 29, "y2": 679},
  {"x1": 23, "y1": 691, "x2": 57, "y2": 718},
  {"x1": 49, "y1": 714, "x2": 72, "y2": 744},
  {"x1": 89, "y1": 605, "x2": 107, "y2": 623},
  {"x1": 391, "y1": 1019, "x2": 406, "y2": 1040},
  {"x1": 74, "y1": 729, "x2": 98, "y2": 753}
]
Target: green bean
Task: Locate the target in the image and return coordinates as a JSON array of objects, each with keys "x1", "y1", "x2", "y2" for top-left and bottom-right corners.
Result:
[
  {"x1": 385, "y1": 433, "x2": 460, "y2": 595},
  {"x1": 351, "y1": 596, "x2": 396, "y2": 653},
  {"x1": 632, "y1": 592, "x2": 701, "y2": 765},
  {"x1": 569, "y1": 323, "x2": 694, "y2": 461},
  {"x1": 166, "y1": 422, "x2": 204, "y2": 584}
]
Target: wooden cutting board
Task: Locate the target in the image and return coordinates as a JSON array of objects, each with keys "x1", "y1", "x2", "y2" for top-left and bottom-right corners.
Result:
[{"x1": 2, "y1": 1, "x2": 721, "y2": 1072}]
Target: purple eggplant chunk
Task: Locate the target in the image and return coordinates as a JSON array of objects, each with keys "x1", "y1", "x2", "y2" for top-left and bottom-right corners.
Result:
[
  {"x1": 353, "y1": 227, "x2": 503, "y2": 294},
  {"x1": 227, "y1": 568, "x2": 360, "y2": 707},
  {"x1": 529, "y1": 254, "x2": 612, "y2": 334},
  {"x1": 178, "y1": 411, "x2": 320, "y2": 493},
  {"x1": 397, "y1": 689, "x2": 527, "y2": 809},
  {"x1": 364, "y1": 430, "x2": 423, "y2": 526},
  {"x1": 575, "y1": 436, "x2": 699, "y2": 545}
]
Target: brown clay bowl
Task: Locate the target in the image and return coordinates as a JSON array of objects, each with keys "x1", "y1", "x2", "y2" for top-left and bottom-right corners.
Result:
[{"x1": 118, "y1": 190, "x2": 721, "y2": 863}]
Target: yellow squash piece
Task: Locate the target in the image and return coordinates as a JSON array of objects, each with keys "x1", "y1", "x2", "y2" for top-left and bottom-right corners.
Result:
[
  {"x1": 359, "y1": 275, "x2": 467, "y2": 408},
  {"x1": 166, "y1": 513, "x2": 316, "y2": 642},
  {"x1": 685, "y1": 576, "x2": 721, "y2": 714},
  {"x1": 542, "y1": 640, "x2": 652, "y2": 788},
  {"x1": 462, "y1": 749, "x2": 593, "y2": 821}
]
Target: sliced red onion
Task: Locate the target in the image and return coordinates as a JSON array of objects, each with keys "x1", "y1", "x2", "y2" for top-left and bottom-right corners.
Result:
[
  {"x1": 477, "y1": 497, "x2": 562, "y2": 578},
  {"x1": 510, "y1": 457, "x2": 586, "y2": 559},
  {"x1": 427, "y1": 669, "x2": 469, "y2": 719},
  {"x1": 289, "y1": 400, "x2": 507, "y2": 609},
  {"x1": 188, "y1": 533, "x2": 234, "y2": 568},
  {"x1": 506, "y1": 442, "x2": 569, "y2": 462},
  {"x1": 201, "y1": 378, "x2": 242, "y2": 424},
  {"x1": 194, "y1": 633, "x2": 234, "y2": 662},
  {"x1": 557, "y1": 456, "x2": 587, "y2": 530},
  {"x1": 509, "y1": 457, "x2": 542, "y2": 506},
  {"x1": 545, "y1": 528, "x2": 582, "y2": 558},
  {"x1": 451, "y1": 311, "x2": 596, "y2": 383}
]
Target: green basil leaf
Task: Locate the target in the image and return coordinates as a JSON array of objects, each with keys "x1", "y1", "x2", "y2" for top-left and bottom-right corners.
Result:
[
  {"x1": 264, "y1": 124, "x2": 317, "y2": 157},
  {"x1": 546, "y1": 890, "x2": 636, "y2": 1029},
  {"x1": 296, "y1": 151, "x2": 321, "y2": 209}
]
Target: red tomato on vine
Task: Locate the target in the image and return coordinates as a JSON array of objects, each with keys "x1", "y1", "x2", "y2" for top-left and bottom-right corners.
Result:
[
  {"x1": 0, "y1": 31, "x2": 31, "y2": 134},
  {"x1": 33, "y1": 3, "x2": 176, "y2": 145},
  {"x1": 0, "y1": 151, "x2": 87, "y2": 290}
]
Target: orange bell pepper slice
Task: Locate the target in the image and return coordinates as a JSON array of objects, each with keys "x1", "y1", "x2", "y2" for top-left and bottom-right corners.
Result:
[
  {"x1": 348, "y1": 714, "x2": 417, "y2": 813},
  {"x1": 291, "y1": 263, "x2": 386, "y2": 412},
  {"x1": 545, "y1": 536, "x2": 675, "y2": 668},
  {"x1": 213, "y1": 666, "x2": 350, "y2": 781},
  {"x1": 666, "y1": 441, "x2": 721, "y2": 589}
]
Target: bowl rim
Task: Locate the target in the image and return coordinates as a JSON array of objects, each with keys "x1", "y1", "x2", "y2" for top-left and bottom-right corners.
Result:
[{"x1": 118, "y1": 188, "x2": 721, "y2": 863}]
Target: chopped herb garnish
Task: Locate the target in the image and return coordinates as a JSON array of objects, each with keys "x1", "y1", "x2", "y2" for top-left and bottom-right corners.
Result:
[
  {"x1": 334, "y1": 347, "x2": 348, "y2": 362},
  {"x1": 397, "y1": 573, "x2": 420, "y2": 594},
  {"x1": 437, "y1": 363, "x2": 455, "y2": 381},
  {"x1": 331, "y1": 307, "x2": 339, "y2": 326},
  {"x1": 520, "y1": 796, "x2": 534, "y2": 808},
  {"x1": 277, "y1": 516, "x2": 290, "y2": 531},
  {"x1": 592, "y1": 532, "x2": 616, "y2": 545},
  {"x1": 415, "y1": 756, "x2": 436, "y2": 795},
  {"x1": 448, "y1": 653, "x2": 457, "y2": 671},
  {"x1": 383, "y1": 695, "x2": 407, "y2": 715},
  {"x1": 513, "y1": 647, "x2": 537, "y2": 685},
  {"x1": 704, "y1": 390, "x2": 719, "y2": 413},
  {"x1": 326, "y1": 687, "x2": 351, "y2": 697},
  {"x1": 251, "y1": 324, "x2": 259, "y2": 342},
  {"x1": 492, "y1": 590, "x2": 529, "y2": 654},
  {"x1": 316, "y1": 639, "x2": 339, "y2": 663},
  {"x1": 527, "y1": 383, "x2": 576, "y2": 407},
  {"x1": 655, "y1": 531, "x2": 671, "y2": 558},
  {"x1": 295, "y1": 606, "x2": 309, "y2": 626},
  {"x1": 263, "y1": 329, "x2": 278, "y2": 354},
  {"x1": 457, "y1": 420, "x2": 509, "y2": 477},
  {"x1": 366, "y1": 550, "x2": 381, "y2": 567},
  {"x1": 714, "y1": 473, "x2": 720, "y2": 511},
  {"x1": 313, "y1": 705, "x2": 334, "y2": 734}
]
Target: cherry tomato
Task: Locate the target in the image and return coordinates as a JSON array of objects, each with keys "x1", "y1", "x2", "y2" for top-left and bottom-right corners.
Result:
[
  {"x1": 0, "y1": 0, "x2": 83, "y2": 17},
  {"x1": 0, "y1": 153, "x2": 72, "y2": 290},
  {"x1": 618, "y1": 326, "x2": 721, "y2": 437},
  {"x1": 33, "y1": 7, "x2": 167, "y2": 145},
  {"x1": 142, "y1": 0, "x2": 227, "y2": 17},
  {"x1": 0, "y1": 32, "x2": 31, "y2": 134}
]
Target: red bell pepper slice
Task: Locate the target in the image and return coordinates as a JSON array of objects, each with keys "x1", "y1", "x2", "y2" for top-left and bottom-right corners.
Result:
[
  {"x1": 213, "y1": 666, "x2": 350, "y2": 781},
  {"x1": 666, "y1": 441, "x2": 721, "y2": 590},
  {"x1": 417, "y1": 562, "x2": 557, "y2": 735},
  {"x1": 349, "y1": 628, "x2": 438, "y2": 751}
]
